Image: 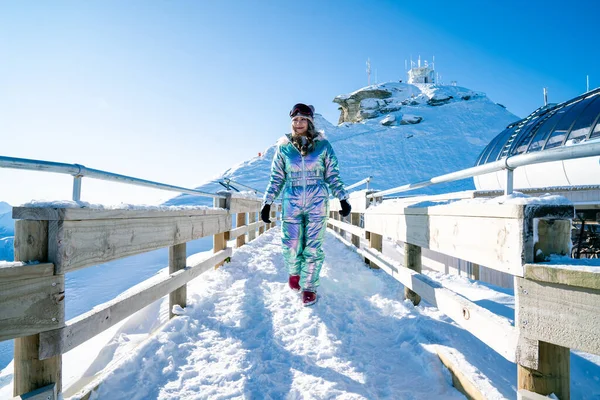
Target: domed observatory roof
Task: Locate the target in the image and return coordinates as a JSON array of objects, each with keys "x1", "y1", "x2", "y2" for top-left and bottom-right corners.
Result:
[{"x1": 474, "y1": 88, "x2": 600, "y2": 190}]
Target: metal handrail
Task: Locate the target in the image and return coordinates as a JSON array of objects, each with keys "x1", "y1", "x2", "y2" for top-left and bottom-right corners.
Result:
[
  {"x1": 224, "y1": 178, "x2": 263, "y2": 194},
  {"x1": 346, "y1": 176, "x2": 372, "y2": 191},
  {"x1": 0, "y1": 155, "x2": 226, "y2": 201},
  {"x1": 367, "y1": 141, "x2": 600, "y2": 199}
]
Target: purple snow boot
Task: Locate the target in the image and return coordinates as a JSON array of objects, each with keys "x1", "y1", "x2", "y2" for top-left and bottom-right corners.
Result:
[
  {"x1": 302, "y1": 290, "x2": 317, "y2": 306},
  {"x1": 288, "y1": 275, "x2": 301, "y2": 292}
]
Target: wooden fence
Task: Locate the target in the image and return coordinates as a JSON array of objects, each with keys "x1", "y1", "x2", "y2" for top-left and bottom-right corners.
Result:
[
  {"x1": 328, "y1": 189, "x2": 600, "y2": 400},
  {"x1": 0, "y1": 193, "x2": 279, "y2": 399}
]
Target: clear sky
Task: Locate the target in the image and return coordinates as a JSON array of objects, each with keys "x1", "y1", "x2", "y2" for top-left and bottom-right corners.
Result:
[{"x1": 0, "y1": 0, "x2": 598, "y2": 206}]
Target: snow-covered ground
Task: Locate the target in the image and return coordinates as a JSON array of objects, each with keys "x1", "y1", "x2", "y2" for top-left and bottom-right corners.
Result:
[{"x1": 3, "y1": 228, "x2": 598, "y2": 399}]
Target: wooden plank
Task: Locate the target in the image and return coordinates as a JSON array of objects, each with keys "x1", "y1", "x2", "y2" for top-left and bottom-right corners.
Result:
[
  {"x1": 533, "y1": 220, "x2": 571, "y2": 262},
  {"x1": 248, "y1": 211, "x2": 257, "y2": 242},
  {"x1": 229, "y1": 220, "x2": 266, "y2": 240},
  {"x1": 327, "y1": 214, "x2": 365, "y2": 237},
  {"x1": 13, "y1": 220, "x2": 62, "y2": 397},
  {"x1": 236, "y1": 213, "x2": 246, "y2": 247},
  {"x1": 404, "y1": 243, "x2": 421, "y2": 305},
  {"x1": 367, "y1": 231, "x2": 382, "y2": 269},
  {"x1": 213, "y1": 197, "x2": 228, "y2": 269},
  {"x1": 517, "y1": 341, "x2": 570, "y2": 400},
  {"x1": 13, "y1": 220, "x2": 48, "y2": 263},
  {"x1": 525, "y1": 264, "x2": 600, "y2": 290},
  {"x1": 169, "y1": 243, "x2": 187, "y2": 319},
  {"x1": 13, "y1": 206, "x2": 228, "y2": 221},
  {"x1": 367, "y1": 201, "x2": 573, "y2": 219},
  {"x1": 49, "y1": 213, "x2": 232, "y2": 273},
  {"x1": 516, "y1": 277, "x2": 600, "y2": 356},
  {"x1": 38, "y1": 248, "x2": 232, "y2": 359},
  {"x1": 350, "y1": 213, "x2": 361, "y2": 248},
  {"x1": 0, "y1": 262, "x2": 54, "y2": 282},
  {"x1": 365, "y1": 212, "x2": 526, "y2": 276},
  {"x1": 227, "y1": 196, "x2": 262, "y2": 214},
  {"x1": 11, "y1": 383, "x2": 57, "y2": 400},
  {"x1": 0, "y1": 275, "x2": 65, "y2": 341},
  {"x1": 354, "y1": 243, "x2": 518, "y2": 362},
  {"x1": 436, "y1": 348, "x2": 485, "y2": 400},
  {"x1": 470, "y1": 263, "x2": 480, "y2": 281}
]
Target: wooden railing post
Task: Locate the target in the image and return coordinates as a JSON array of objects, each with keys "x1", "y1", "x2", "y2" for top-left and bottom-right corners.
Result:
[
  {"x1": 270, "y1": 207, "x2": 276, "y2": 229},
  {"x1": 339, "y1": 212, "x2": 347, "y2": 239},
  {"x1": 350, "y1": 213, "x2": 361, "y2": 248},
  {"x1": 469, "y1": 263, "x2": 480, "y2": 281},
  {"x1": 13, "y1": 220, "x2": 63, "y2": 397},
  {"x1": 258, "y1": 211, "x2": 265, "y2": 235},
  {"x1": 236, "y1": 213, "x2": 246, "y2": 247},
  {"x1": 404, "y1": 243, "x2": 422, "y2": 306},
  {"x1": 517, "y1": 218, "x2": 572, "y2": 399},
  {"x1": 213, "y1": 197, "x2": 228, "y2": 268},
  {"x1": 169, "y1": 243, "x2": 187, "y2": 319},
  {"x1": 367, "y1": 231, "x2": 382, "y2": 269},
  {"x1": 333, "y1": 211, "x2": 340, "y2": 234},
  {"x1": 248, "y1": 210, "x2": 257, "y2": 241}
]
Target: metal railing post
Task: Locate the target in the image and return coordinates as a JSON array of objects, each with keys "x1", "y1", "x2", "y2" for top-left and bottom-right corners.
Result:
[
  {"x1": 505, "y1": 169, "x2": 514, "y2": 196},
  {"x1": 72, "y1": 176, "x2": 82, "y2": 201}
]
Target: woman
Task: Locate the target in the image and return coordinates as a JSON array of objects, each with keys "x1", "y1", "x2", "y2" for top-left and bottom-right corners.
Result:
[{"x1": 261, "y1": 103, "x2": 351, "y2": 306}]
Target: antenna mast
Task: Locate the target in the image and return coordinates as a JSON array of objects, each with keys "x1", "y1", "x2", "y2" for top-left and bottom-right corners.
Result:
[
  {"x1": 366, "y1": 58, "x2": 371, "y2": 86},
  {"x1": 543, "y1": 87, "x2": 548, "y2": 106},
  {"x1": 587, "y1": 75, "x2": 590, "y2": 92}
]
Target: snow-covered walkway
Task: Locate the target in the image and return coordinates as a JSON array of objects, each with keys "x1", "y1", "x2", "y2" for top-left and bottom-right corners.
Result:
[{"x1": 72, "y1": 227, "x2": 528, "y2": 400}]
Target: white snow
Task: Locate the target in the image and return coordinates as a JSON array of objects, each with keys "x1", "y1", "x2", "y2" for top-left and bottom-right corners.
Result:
[
  {"x1": 19, "y1": 200, "x2": 213, "y2": 211},
  {"x1": 61, "y1": 229, "x2": 506, "y2": 399}
]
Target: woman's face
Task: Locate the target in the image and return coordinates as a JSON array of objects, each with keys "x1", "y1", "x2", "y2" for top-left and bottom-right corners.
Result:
[{"x1": 291, "y1": 116, "x2": 309, "y2": 135}]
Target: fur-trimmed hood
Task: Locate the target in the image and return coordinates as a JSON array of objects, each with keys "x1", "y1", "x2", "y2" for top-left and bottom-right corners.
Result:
[{"x1": 276, "y1": 131, "x2": 326, "y2": 146}]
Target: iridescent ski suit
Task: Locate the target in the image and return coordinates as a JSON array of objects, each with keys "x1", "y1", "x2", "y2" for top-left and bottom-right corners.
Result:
[{"x1": 263, "y1": 132, "x2": 348, "y2": 291}]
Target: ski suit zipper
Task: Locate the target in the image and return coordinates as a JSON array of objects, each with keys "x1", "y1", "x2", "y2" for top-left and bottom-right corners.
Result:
[{"x1": 301, "y1": 155, "x2": 306, "y2": 208}]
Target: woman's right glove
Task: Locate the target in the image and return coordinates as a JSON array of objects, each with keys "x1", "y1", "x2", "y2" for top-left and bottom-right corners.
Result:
[
  {"x1": 261, "y1": 204, "x2": 272, "y2": 223},
  {"x1": 339, "y1": 199, "x2": 352, "y2": 217}
]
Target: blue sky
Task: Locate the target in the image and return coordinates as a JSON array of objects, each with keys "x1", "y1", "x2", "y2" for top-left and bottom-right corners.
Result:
[{"x1": 0, "y1": 0, "x2": 598, "y2": 205}]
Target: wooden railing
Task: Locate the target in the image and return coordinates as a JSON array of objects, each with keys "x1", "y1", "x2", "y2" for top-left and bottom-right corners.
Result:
[
  {"x1": 0, "y1": 192, "x2": 280, "y2": 399},
  {"x1": 328, "y1": 189, "x2": 600, "y2": 400}
]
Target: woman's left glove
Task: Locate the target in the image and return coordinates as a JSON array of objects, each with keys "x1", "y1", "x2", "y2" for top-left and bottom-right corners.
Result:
[
  {"x1": 261, "y1": 204, "x2": 272, "y2": 223},
  {"x1": 339, "y1": 199, "x2": 352, "y2": 217}
]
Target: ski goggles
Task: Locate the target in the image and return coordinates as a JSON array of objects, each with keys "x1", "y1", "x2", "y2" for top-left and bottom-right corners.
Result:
[{"x1": 289, "y1": 103, "x2": 314, "y2": 118}]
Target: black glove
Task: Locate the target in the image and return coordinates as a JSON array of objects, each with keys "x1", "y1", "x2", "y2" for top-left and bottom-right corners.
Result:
[
  {"x1": 261, "y1": 204, "x2": 271, "y2": 223},
  {"x1": 339, "y1": 199, "x2": 351, "y2": 217}
]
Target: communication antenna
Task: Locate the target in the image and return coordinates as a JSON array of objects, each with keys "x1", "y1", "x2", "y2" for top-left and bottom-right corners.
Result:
[
  {"x1": 543, "y1": 87, "x2": 548, "y2": 106},
  {"x1": 418, "y1": 55, "x2": 421, "y2": 68},
  {"x1": 587, "y1": 75, "x2": 590, "y2": 92},
  {"x1": 432, "y1": 55, "x2": 435, "y2": 70},
  {"x1": 366, "y1": 58, "x2": 371, "y2": 86}
]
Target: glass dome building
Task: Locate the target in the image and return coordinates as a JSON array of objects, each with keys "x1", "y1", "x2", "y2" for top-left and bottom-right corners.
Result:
[{"x1": 474, "y1": 88, "x2": 600, "y2": 190}]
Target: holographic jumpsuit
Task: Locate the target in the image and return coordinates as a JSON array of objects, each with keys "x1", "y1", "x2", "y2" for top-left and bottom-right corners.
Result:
[{"x1": 263, "y1": 133, "x2": 348, "y2": 292}]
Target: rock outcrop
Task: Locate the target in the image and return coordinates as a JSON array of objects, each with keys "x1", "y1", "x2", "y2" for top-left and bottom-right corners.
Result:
[{"x1": 333, "y1": 82, "x2": 484, "y2": 125}]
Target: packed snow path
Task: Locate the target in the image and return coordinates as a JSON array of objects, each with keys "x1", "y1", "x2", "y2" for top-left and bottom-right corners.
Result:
[{"x1": 83, "y1": 228, "x2": 516, "y2": 400}]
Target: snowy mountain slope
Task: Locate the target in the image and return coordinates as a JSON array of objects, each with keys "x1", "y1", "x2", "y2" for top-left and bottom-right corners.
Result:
[{"x1": 165, "y1": 83, "x2": 518, "y2": 206}]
